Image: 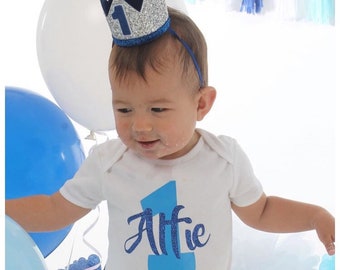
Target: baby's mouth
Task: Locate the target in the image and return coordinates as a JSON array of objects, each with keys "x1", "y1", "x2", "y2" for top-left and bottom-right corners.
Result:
[{"x1": 137, "y1": 139, "x2": 160, "y2": 149}]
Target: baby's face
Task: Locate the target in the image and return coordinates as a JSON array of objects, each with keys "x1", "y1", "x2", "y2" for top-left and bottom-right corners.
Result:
[{"x1": 110, "y1": 61, "x2": 201, "y2": 160}]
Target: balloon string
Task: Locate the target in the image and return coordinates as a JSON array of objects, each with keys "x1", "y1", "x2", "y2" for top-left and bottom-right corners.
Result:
[
  {"x1": 83, "y1": 131, "x2": 106, "y2": 260},
  {"x1": 63, "y1": 232, "x2": 76, "y2": 270},
  {"x1": 60, "y1": 206, "x2": 102, "y2": 270},
  {"x1": 82, "y1": 206, "x2": 102, "y2": 261},
  {"x1": 85, "y1": 263, "x2": 102, "y2": 270},
  {"x1": 59, "y1": 131, "x2": 107, "y2": 270}
]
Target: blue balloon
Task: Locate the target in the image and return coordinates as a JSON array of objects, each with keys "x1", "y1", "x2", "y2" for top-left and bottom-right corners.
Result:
[
  {"x1": 6, "y1": 215, "x2": 47, "y2": 270},
  {"x1": 5, "y1": 86, "x2": 85, "y2": 257}
]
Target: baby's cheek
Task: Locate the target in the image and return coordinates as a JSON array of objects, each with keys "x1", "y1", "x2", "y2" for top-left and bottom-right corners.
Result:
[
  {"x1": 166, "y1": 133, "x2": 190, "y2": 151},
  {"x1": 116, "y1": 121, "x2": 131, "y2": 139}
]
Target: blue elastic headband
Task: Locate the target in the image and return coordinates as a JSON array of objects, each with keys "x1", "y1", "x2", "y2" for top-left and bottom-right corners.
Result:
[{"x1": 168, "y1": 27, "x2": 204, "y2": 87}]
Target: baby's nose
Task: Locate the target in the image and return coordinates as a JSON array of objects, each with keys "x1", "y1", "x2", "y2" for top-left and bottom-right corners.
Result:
[{"x1": 132, "y1": 115, "x2": 153, "y2": 132}]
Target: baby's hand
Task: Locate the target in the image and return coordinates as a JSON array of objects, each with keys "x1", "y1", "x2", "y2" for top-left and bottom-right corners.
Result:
[{"x1": 313, "y1": 208, "x2": 335, "y2": 255}]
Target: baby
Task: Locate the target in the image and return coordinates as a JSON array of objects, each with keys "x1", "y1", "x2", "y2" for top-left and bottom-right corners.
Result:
[{"x1": 6, "y1": 3, "x2": 335, "y2": 270}]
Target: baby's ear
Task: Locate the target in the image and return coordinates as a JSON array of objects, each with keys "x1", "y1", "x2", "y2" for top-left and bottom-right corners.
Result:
[{"x1": 196, "y1": 86, "x2": 216, "y2": 121}]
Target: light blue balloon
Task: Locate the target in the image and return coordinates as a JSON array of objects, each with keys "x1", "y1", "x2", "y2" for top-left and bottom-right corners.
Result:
[
  {"x1": 319, "y1": 254, "x2": 335, "y2": 270},
  {"x1": 6, "y1": 215, "x2": 47, "y2": 270}
]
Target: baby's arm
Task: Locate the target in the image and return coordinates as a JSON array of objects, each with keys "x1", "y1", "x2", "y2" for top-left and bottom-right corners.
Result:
[
  {"x1": 6, "y1": 191, "x2": 91, "y2": 232},
  {"x1": 232, "y1": 193, "x2": 335, "y2": 255}
]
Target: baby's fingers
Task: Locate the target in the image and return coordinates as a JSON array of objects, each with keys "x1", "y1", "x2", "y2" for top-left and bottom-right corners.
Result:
[
  {"x1": 318, "y1": 226, "x2": 335, "y2": 255},
  {"x1": 325, "y1": 241, "x2": 335, "y2": 256},
  {"x1": 317, "y1": 227, "x2": 335, "y2": 255},
  {"x1": 313, "y1": 208, "x2": 335, "y2": 255}
]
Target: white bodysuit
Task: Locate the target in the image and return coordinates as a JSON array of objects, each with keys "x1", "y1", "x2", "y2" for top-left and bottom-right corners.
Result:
[{"x1": 60, "y1": 129, "x2": 263, "y2": 270}]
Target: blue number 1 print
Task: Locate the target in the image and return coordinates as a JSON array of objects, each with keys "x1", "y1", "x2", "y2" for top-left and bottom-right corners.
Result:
[
  {"x1": 111, "y1": 5, "x2": 131, "y2": 35},
  {"x1": 141, "y1": 181, "x2": 196, "y2": 270}
]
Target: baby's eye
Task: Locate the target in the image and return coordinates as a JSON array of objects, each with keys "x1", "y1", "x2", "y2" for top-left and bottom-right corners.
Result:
[
  {"x1": 151, "y1": 108, "x2": 167, "y2": 113},
  {"x1": 117, "y1": 108, "x2": 132, "y2": 113}
]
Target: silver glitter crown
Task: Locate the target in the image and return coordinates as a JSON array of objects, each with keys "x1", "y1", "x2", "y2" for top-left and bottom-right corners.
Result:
[{"x1": 101, "y1": 0, "x2": 170, "y2": 47}]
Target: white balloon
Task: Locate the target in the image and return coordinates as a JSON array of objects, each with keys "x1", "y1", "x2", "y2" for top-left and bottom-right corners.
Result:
[
  {"x1": 36, "y1": 0, "x2": 186, "y2": 131},
  {"x1": 37, "y1": 0, "x2": 114, "y2": 131},
  {"x1": 166, "y1": 0, "x2": 188, "y2": 14}
]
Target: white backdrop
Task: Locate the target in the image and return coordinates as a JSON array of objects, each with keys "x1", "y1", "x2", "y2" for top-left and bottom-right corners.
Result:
[{"x1": 2, "y1": 0, "x2": 338, "y2": 269}]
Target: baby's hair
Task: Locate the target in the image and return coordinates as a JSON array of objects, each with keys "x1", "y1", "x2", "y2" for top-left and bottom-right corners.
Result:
[{"x1": 109, "y1": 7, "x2": 208, "y2": 90}]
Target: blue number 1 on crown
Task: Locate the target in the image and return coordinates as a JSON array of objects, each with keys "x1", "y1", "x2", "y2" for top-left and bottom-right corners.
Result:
[{"x1": 111, "y1": 5, "x2": 131, "y2": 35}]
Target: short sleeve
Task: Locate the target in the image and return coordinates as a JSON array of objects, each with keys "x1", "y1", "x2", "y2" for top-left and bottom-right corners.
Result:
[
  {"x1": 60, "y1": 139, "x2": 126, "y2": 209},
  {"x1": 60, "y1": 145, "x2": 105, "y2": 209},
  {"x1": 227, "y1": 139, "x2": 263, "y2": 207}
]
